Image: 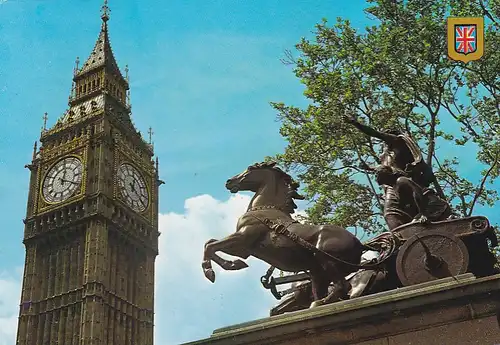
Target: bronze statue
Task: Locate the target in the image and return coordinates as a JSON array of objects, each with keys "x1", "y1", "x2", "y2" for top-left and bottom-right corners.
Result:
[
  {"x1": 268, "y1": 253, "x2": 391, "y2": 316},
  {"x1": 374, "y1": 165, "x2": 452, "y2": 226},
  {"x1": 269, "y1": 280, "x2": 312, "y2": 316},
  {"x1": 202, "y1": 162, "x2": 367, "y2": 307},
  {"x1": 202, "y1": 161, "x2": 497, "y2": 316},
  {"x1": 346, "y1": 118, "x2": 434, "y2": 185},
  {"x1": 346, "y1": 118, "x2": 446, "y2": 229}
]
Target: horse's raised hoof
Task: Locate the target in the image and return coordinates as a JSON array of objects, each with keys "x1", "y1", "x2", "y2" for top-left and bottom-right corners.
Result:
[
  {"x1": 201, "y1": 260, "x2": 211, "y2": 270},
  {"x1": 204, "y1": 268, "x2": 216, "y2": 283},
  {"x1": 230, "y1": 259, "x2": 249, "y2": 270}
]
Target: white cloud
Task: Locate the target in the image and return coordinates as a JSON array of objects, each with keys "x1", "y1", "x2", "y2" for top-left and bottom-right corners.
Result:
[
  {"x1": 155, "y1": 193, "x2": 279, "y2": 345},
  {"x1": 156, "y1": 193, "x2": 251, "y2": 275},
  {"x1": 0, "y1": 269, "x2": 22, "y2": 345}
]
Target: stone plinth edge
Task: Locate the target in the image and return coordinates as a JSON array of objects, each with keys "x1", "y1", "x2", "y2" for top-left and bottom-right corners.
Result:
[{"x1": 182, "y1": 273, "x2": 500, "y2": 344}]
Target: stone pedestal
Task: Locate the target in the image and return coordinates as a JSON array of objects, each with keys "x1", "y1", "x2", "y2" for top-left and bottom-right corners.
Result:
[{"x1": 184, "y1": 273, "x2": 500, "y2": 345}]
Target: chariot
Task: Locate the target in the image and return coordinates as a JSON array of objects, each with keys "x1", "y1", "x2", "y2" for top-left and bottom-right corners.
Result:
[{"x1": 261, "y1": 216, "x2": 498, "y2": 303}]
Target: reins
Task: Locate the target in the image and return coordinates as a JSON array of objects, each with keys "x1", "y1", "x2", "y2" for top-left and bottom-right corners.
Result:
[{"x1": 250, "y1": 214, "x2": 398, "y2": 270}]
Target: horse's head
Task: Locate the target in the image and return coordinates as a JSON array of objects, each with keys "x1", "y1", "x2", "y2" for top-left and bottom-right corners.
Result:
[
  {"x1": 226, "y1": 161, "x2": 305, "y2": 212},
  {"x1": 226, "y1": 161, "x2": 280, "y2": 193}
]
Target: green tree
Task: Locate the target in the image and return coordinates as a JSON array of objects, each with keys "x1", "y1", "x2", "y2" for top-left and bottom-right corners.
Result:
[{"x1": 272, "y1": 0, "x2": 499, "y2": 239}]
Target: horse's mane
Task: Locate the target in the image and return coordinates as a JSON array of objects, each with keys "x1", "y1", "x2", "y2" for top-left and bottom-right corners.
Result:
[{"x1": 249, "y1": 161, "x2": 305, "y2": 214}]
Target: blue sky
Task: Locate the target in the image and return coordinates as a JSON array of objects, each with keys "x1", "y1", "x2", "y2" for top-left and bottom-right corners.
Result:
[
  {"x1": 0, "y1": 1, "x2": 372, "y2": 344},
  {"x1": 0, "y1": 1, "x2": 498, "y2": 345}
]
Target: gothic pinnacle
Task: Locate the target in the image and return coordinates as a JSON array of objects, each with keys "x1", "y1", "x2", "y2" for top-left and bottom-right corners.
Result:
[
  {"x1": 73, "y1": 56, "x2": 80, "y2": 75},
  {"x1": 41, "y1": 112, "x2": 48, "y2": 133},
  {"x1": 32, "y1": 141, "x2": 38, "y2": 160},
  {"x1": 148, "y1": 126, "x2": 154, "y2": 145},
  {"x1": 101, "y1": 0, "x2": 110, "y2": 24}
]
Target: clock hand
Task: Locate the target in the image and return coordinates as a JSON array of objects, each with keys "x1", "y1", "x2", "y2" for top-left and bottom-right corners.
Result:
[
  {"x1": 129, "y1": 182, "x2": 137, "y2": 193},
  {"x1": 60, "y1": 178, "x2": 77, "y2": 184}
]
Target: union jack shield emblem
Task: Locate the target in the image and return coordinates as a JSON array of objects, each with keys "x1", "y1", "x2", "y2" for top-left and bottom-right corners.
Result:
[
  {"x1": 455, "y1": 25, "x2": 477, "y2": 54},
  {"x1": 447, "y1": 17, "x2": 484, "y2": 63}
]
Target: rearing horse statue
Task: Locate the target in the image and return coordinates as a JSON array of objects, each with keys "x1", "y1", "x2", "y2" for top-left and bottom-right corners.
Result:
[{"x1": 202, "y1": 161, "x2": 366, "y2": 307}]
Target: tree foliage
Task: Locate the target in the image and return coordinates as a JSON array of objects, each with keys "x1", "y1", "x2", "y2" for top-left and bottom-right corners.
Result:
[{"x1": 272, "y1": 0, "x2": 499, "y2": 238}]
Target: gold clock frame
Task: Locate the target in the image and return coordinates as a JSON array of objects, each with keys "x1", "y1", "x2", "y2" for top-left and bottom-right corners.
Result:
[
  {"x1": 36, "y1": 142, "x2": 88, "y2": 214},
  {"x1": 116, "y1": 161, "x2": 151, "y2": 213},
  {"x1": 113, "y1": 134, "x2": 156, "y2": 223}
]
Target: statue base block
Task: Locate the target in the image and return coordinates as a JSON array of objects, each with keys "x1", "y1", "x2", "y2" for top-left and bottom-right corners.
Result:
[{"x1": 183, "y1": 273, "x2": 500, "y2": 345}]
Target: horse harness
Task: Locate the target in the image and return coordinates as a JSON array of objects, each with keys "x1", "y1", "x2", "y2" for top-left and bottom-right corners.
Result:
[
  {"x1": 248, "y1": 206, "x2": 399, "y2": 299},
  {"x1": 247, "y1": 209, "x2": 389, "y2": 270}
]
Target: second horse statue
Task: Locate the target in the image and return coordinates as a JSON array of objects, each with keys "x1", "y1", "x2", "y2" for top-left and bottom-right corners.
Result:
[{"x1": 202, "y1": 161, "x2": 368, "y2": 308}]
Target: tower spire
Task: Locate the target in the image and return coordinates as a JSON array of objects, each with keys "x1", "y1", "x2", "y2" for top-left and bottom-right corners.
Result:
[
  {"x1": 57, "y1": 0, "x2": 136, "y2": 137},
  {"x1": 74, "y1": 1, "x2": 121, "y2": 79},
  {"x1": 101, "y1": 0, "x2": 110, "y2": 24}
]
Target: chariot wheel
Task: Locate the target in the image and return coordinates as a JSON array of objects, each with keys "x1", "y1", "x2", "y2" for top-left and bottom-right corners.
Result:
[{"x1": 396, "y1": 230, "x2": 469, "y2": 286}]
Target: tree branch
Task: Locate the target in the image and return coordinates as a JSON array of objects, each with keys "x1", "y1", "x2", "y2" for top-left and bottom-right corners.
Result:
[
  {"x1": 468, "y1": 154, "x2": 499, "y2": 216},
  {"x1": 280, "y1": 49, "x2": 298, "y2": 66},
  {"x1": 354, "y1": 144, "x2": 384, "y2": 212},
  {"x1": 433, "y1": 152, "x2": 468, "y2": 216},
  {"x1": 441, "y1": 102, "x2": 496, "y2": 162},
  {"x1": 285, "y1": 158, "x2": 371, "y2": 174},
  {"x1": 426, "y1": 110, "x2": 437, "y2": 165},
  {"x1": 478, "y1": 0, "x2": 500, "y2": 26}
]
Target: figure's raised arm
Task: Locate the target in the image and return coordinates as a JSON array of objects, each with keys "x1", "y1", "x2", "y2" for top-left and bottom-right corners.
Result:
[{"x1": 345, "y1": 117, "x2": 399, "y2": 145}]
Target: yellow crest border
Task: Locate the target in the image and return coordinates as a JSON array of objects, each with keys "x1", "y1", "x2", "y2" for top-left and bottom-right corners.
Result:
[{"x1": 447, "y1": 17, "x2": 484, "y2": 63}]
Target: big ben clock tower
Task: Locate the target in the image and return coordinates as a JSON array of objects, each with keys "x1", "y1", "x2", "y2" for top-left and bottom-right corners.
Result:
[{"x1": 16, "y1": 2, "x2": 160, "y2": 345}]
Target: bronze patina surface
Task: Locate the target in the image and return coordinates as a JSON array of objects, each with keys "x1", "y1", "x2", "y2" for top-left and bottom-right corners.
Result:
[{"x1": 202, "y1": 161, "x2": 367, "y2": 308}]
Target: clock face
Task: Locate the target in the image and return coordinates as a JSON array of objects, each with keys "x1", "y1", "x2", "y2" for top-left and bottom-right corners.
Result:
[
  {"x1": 42, "y1": 156, "x2": 83, "y2": 203},
  {"x1": 117, "y1": 163, "x2": 149, "y2": 212}
]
